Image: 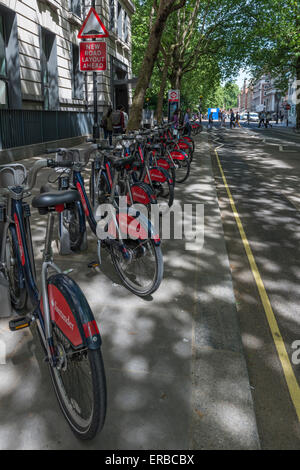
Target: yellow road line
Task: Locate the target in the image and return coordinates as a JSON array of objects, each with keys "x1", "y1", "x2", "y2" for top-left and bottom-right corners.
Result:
[{"x1": 214, "y1": 147, "x2": 300, "y2": 421}]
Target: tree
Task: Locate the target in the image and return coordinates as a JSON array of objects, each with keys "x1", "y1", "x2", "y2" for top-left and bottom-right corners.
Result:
[
  {"x1": 247, "y1": 0, "x2": 300, "y2": 128},
  {"x1": 127, "y1": 0, "x2": 187, "y2": 131},
  {"x1": 154, "y1": 0, "x2": 257, "y2": 121}
]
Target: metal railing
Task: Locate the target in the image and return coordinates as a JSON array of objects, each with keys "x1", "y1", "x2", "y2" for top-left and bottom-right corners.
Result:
[{"x1": 0, "y1": 110, "x2": 93, "y2": 150}]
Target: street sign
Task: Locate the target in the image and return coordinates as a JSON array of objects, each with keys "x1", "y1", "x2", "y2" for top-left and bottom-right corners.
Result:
[
  {"x1": 168, "y1": 90, "x2": 180, "y2": 102},
  {"x1": 78, "y1": 7, "x2": 109, "y2": 39},
  {"x1": 79, "y1": 41, "x2": 107, "y2": 71}
]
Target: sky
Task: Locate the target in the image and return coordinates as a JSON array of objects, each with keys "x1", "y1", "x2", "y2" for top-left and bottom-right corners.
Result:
[{"x1": 236, "y1": 70, "x2": 250, "y2": 89}]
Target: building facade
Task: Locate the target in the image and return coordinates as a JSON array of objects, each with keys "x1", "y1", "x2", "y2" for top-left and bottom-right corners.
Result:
[
  {"x1": 237, "y1": 79, "x2": 253, "y2": 113},
  {"x1": 0, "y1": 0, "x2": 135, "y2": 151}
]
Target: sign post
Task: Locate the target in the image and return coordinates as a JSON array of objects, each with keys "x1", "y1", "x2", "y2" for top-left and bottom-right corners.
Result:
[
  {"x1": 78, "y1": 4, "x2": 109, "y2": 140},
  {"x1": 168, "y1": 90, "x2": 180, "y2": 123}
]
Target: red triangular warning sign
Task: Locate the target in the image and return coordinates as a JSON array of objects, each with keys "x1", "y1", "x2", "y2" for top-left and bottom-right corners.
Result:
[{"x1": 78, "y1": 7, "x2": 109, "y2": 39}]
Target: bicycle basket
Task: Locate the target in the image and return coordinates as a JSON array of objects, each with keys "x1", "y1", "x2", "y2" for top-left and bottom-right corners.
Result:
[{"x1": 0, "y1": 164, "x2": 27, "y2": 188}]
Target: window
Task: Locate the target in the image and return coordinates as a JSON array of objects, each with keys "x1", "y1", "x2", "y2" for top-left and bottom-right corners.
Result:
[
  {"x1": 123, "y1": 11, "x2": 128, "y2": 43},
  {"x1": 70, "y1": 0, "x2": 81, "y2": 18},
  {"x1": 117, "y1": 2, "x2": 122, "y2": 39},
  {"x1": 0, "y1": 14, "x2": 7, "y2": 108},
  {"x1": 0, "y1": 6, "x2": 21, "y2": 109},
  {"x1": 71, "y1": 43, "x2": 84, "y2": 100},
  {"x1": 40, "y1": 28, "x2": 59, "y2": 110},
  {"x1": 109, "y1": 0, "x2": 115, "y2": 32}
]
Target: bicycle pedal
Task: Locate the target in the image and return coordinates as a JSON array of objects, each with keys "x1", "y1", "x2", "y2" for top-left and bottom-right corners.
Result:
[
  {"x1": 9, "y1": 316, "x2": 31, "y2": 331},
  {"x1": 88, "y1": 260, "x2": 99, "y2": 268}
]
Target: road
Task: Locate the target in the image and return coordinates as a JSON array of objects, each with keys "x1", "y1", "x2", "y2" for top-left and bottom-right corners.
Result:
[{"x1": 209, "y1": 124, "x2": 300, "y2": 449}]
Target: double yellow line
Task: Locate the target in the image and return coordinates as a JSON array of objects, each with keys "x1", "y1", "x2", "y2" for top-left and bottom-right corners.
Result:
[{"x1": 214, "y1": 147, "x2": 300, "y2": 421}]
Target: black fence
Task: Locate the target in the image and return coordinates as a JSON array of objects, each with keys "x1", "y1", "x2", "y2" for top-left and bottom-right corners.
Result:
[{"x1": 0, "y1": 110, "x2": 93, "y2": 150}]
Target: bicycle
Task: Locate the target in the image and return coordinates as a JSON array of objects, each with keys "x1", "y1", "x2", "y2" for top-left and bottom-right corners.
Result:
[
  {"x1": 0, "y1": 159, "x2": 106, "y2": 439},
  {"x1": 48, "y1": 146, "x2": 164, "y2": 297},
  {"x1": 119, "y1": 131, "x2": 175, "y2": 213}
]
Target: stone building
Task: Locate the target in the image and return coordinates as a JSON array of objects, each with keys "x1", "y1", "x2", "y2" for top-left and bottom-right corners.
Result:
[
  {"x1": 237, "y1": 79, "x2": 253, "y2": 113},
  {"x1": 0, "y1": 0, "x2": 135, "y2": 156}
]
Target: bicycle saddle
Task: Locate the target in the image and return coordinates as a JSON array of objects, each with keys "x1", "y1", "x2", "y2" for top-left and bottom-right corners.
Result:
[{"x1": 32, "y1": 189, "x2": 80, "y2": 209}]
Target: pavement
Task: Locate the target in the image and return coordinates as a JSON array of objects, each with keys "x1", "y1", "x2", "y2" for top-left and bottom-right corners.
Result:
[{"x1": 0, "y1": 131, "x2": 260, "y2": 450}]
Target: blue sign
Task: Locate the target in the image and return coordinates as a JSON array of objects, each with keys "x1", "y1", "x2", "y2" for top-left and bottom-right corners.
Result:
[{"x1": 208, "y1": 108, "x2": 220, "y2": 120}]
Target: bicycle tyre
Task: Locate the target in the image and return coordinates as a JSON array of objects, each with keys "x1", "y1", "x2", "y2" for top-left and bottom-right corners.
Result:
[
  {"x1": 61, "y1": 202, "x2": 85, "y2": 252},
  {"x1": 110, "y1": 239, "x2": 163, "y2": 296}
]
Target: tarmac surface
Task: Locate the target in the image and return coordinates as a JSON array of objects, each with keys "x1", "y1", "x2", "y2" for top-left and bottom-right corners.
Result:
[
  {"x1": 209, "y1": 124, "x2": 300, "y2": 449},
  {"x1": 0, "y1": 131, "x2": 260, "y2": 450}
]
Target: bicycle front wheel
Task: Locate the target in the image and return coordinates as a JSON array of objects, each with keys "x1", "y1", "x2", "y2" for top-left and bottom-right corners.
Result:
[{"x1": 110, "y1": 239, "x2": 163, "y2": 296}]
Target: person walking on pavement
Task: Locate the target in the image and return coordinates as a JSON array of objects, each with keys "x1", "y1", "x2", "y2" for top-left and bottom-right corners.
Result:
[
  {"x1": 184, "y1": 108, "x2": 192, "y2": 136},
  {"x1": 266, "y1": 111, "x2": 272, "y2": 128},
  {"x1": 102, "y1": 105, "x2": 113, "y2": 146},
  {"x1": 172, "y1": 109, "x2": 179, "y2": 137},
  {"x1": 230, "y1": 109, "x2": 235, "y2": 129},
  {"x1": 208, "y1": 112, "x2": 213, "y2": 129},
  {"x1": 235, "y1": 112, "x2": 241, "y2": 128},
  {"x1": 247, "y1": 111, "x2": 250, "y2": 127},
  {"x1": 121, "y1": 105, "x2": 128, "y2": 131},
  {"x1": 258, "y1": 111, "x2": 265, "y2": 128},
  {"x1": 111, "y1": 105, "x2": 125, "y2": 134}
]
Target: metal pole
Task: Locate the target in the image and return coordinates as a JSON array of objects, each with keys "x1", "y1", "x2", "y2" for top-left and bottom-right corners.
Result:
[{"x1": 92, "y1": 0, "x2": 99, "y2": 139}]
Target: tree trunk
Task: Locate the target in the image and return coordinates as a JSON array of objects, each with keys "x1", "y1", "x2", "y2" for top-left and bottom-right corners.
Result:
[
  {"x1": 169, "y1": 66, "x2": 183, "y2": 90},
  {"x1": 156, "y1": 56, "x2": 170, "y2": 123},
  {"x1": 127, "y1": 0, "x2": 186, "y2": 131}
]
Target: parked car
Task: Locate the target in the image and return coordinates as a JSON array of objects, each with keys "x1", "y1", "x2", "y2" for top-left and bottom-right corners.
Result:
[{"x1": 249, "y1": 112, "x2": 259, "y2": 122}]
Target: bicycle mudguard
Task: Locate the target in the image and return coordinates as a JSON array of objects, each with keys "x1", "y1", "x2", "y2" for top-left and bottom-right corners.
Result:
[
  {"x1": 107, "y1": 208, "x2": 161, "y2": 245},
  {"x1": 169, "y1": 149, "x2": 188, "y2": 161},
  {"x1": 127, "y1": 181, "x2": 157, "y2": 206},
  {"x1": 156, "y1": 157, "x2": 174, "y2": 170},
  {"x1": 40, "y1": 274, "x2": 101, "y2": 350},
  {"x1": 177, "y1": 140, "x2": 192, "y2": 152},
  {"x1": 179, "y1": 136, "x2": 194, "y2": 147},
  {"x1": 144, "y1": 167, "x2": 173, "y2": 186}
]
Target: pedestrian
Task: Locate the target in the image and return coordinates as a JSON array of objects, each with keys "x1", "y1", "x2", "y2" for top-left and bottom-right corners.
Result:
[
  {"x1": 235, "y1": 112, "x2": 241, "y2": 128},
  {"x1": 284, "y1": 109, "x2": 289, "y2": 127},
  {"x1": 247, "y1": 111, "x2": 250, "y2": 127},
  {"x1": 221, "y1": 110, "x2": 226, "y2": 127},
  {"x1": 266, "y1": 111, "x2": 272, "y2": 128},
  {"x1": 102, "y1": 105, "x2": 113, "y2": 146},
  {"x1": 208, "y1": 112, "x2": 213, "y2": 129},
  {"x1": 258, "y1": 111, "x2": 265, "y2": 128},
  {"x1": 218, "y1": 110, "x2": 222, "y2": 123},
  {"x1": 172, "y1": 109, "x2": 179, "y2": 137},
  {"x1": 121, "y1": 105, "x2": 128, "y2": 130},
  {"x1": 111, "y1": 104, "x2": 125, "y2": 134},
  {"x1": 230, "y1": 109, "x2": 235, "y2": 129},
  {"x1": 184, "y1": 108, "x2": 192, "y2": 136}
]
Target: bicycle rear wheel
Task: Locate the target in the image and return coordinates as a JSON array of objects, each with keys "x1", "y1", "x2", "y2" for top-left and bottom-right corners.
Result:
[{"x1": 60, "y1": 202, "x2": 85, "y2": 252}]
